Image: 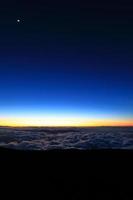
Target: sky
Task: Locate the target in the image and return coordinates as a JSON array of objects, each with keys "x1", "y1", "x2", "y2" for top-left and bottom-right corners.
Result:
[{"x1": 0, "y1": 0, "x2": 133, "y2": 126}]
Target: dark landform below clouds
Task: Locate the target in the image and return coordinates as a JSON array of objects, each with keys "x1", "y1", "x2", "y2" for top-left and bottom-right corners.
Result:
[{"x1": 0, "y1": 126, "x2": 133, "y2": 150}]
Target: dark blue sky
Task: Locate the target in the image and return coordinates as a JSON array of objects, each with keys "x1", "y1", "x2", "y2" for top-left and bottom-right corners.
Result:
[{"x1": 0, "y1": 0, "x2": 133, "y2": 125}]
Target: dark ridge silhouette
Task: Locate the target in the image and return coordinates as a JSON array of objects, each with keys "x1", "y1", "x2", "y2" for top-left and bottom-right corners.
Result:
[{"x1": 0, "y1": 147, "x2": 133, "y2": 199}]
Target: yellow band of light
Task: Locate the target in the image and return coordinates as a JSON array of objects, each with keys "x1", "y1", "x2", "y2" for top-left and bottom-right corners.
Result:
[{"x1": 0, "y1": 117, "x2": 133, "y2": 127}]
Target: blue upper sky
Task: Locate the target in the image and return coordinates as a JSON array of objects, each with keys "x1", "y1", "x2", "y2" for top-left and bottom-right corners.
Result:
[{"x1": 0, "y1": 0, "x2": 133, "y2": 124}]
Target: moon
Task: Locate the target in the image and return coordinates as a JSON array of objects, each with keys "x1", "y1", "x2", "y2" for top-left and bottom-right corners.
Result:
[{"x1": 17, "y1": 19, "x2": 20, "y2": 23}]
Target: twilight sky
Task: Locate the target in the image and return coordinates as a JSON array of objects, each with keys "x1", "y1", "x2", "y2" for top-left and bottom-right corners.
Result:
[{"x1": 0, "y1": 0, "x2": 133, "y2": 126}]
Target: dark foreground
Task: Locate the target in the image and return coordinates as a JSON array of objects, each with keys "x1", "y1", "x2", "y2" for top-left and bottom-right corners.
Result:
[{"x1": 0, "y1": 148, "x2": 133, "y2": 199}]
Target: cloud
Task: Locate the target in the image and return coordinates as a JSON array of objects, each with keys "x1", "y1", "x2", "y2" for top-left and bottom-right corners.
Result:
[{"x1": 0, "y1": 127, "x2": 133, "y2": 150}]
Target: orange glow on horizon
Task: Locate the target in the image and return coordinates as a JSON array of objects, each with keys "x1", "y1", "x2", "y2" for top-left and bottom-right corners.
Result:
[{"x1": 0, "y1": 117, "x2": 133, "y2": 127}]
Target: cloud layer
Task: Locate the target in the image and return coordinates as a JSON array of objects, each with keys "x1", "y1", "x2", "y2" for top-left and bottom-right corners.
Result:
[{"x1": 0, "y1": 126, "x2": 133, "y2": 150}]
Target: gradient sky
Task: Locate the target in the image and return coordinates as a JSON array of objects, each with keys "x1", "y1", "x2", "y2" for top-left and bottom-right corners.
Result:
[{"x1": 0, "y1": 0, "x2": 133, "y2": 126}]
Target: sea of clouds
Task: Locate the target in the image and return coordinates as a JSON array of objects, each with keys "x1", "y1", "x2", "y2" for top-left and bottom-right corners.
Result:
[{"x1": 0, "y1": 126, "x2": 133, "y2": 150}]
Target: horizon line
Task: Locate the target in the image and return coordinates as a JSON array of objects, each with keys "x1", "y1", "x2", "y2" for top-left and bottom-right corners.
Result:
[{"x1": 0, "y1": 125, "x2": 133, "y2": 128}]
